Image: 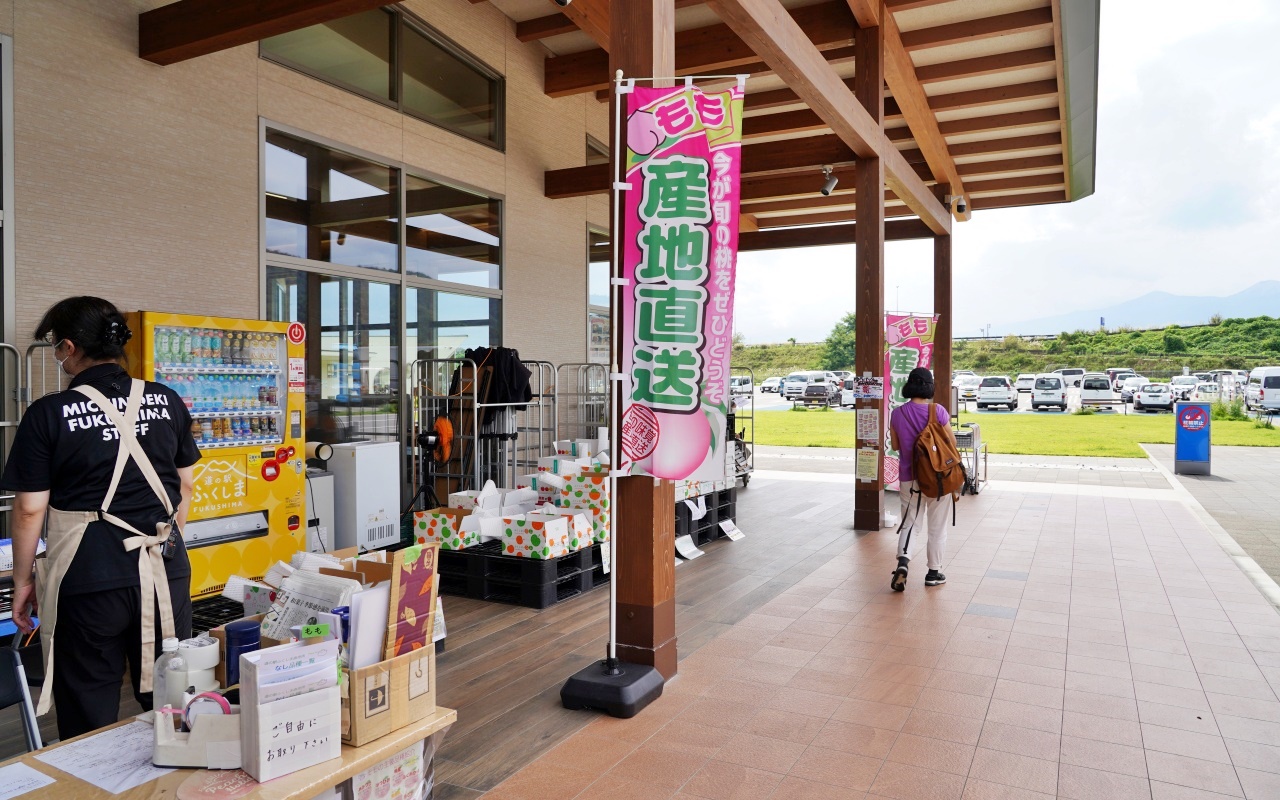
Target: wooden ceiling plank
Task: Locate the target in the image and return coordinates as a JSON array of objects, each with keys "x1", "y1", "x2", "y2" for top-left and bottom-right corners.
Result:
[
  {"x1": 964, "y1": 171, "x2": 1064, "y2": 193},
  {"x1": 929, "y1": 78, "x2": 1058, "y2": 112},
  {"x1": 969, "y1": 189, "x2": 1066, "y2": 209},
  {"x1": 706, "y1": 0, "x2": 950, "y2": 233},
  {"x1": 949, "y1": 131, "x2": 1060, "y2": 157},
  {"x1": 957, "y1": 154, "x2": 1061, "y2": 177},
  {"x1": 739, "y1": 218, "x2": 934, "y2": 251},
  {"x1": 917, "y1": 45, "x2": 1056, "y2": 84},
  {"x1": 139, "y1": 0, "x2": 391, "y2": 65},
  {"x1": 546, "y1": 0, "x2": 856, "y2": 97},
  {"x1": 900, "y1": 7, "x2": 1054, "y2": 52},
  {"x1": 938, "y1": 107, "x2": 1058, "y2": 136}
]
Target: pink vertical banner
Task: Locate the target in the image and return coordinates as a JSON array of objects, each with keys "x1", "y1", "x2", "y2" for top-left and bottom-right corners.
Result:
[
  {"x1": 617, "y1": 82, "x2": 745, "y2": 481},
  {"x1": 884, "y1": 314, "x2": 939, "y2": 491}
]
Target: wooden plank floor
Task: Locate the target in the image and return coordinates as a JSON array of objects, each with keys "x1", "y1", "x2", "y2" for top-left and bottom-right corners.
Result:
[
  {"x1": 0, "y1": 476, "x2": 858, "y2": 799},
  {"x1": 432, "y1": 479, "x2": 858, "y2": 800}
]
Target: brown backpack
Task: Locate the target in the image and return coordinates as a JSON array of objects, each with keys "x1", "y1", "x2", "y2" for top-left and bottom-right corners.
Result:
[{"x1": 913, "y1": 402, "x2": 966, "y2": 501}]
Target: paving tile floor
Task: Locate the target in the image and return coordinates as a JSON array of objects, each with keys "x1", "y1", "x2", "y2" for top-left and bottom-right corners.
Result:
[
  {"x1": 482, "y1": 469, "x2": 1280, "y2": 800},
  {"x1": 1147, "y1": 444, "x2": 1280, "y2": 584}
]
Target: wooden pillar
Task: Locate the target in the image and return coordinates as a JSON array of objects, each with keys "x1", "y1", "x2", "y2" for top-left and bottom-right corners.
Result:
[
  {"x1": 933, "y1": 233, "x2": 953, "y2": 410},
  {"x1": 610, "y1": 0, "x2": 678, "y2": 680},
  {"x1": 853, "y1": 19, "x2": 886, "y2": 532}
]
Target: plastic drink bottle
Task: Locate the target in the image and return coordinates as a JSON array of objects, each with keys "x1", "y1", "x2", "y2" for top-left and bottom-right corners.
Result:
[
  {"x1": 210, "y1": 331, "x2": 222, "y2": 365},
  {"x1": 179, "y1": 331, "x2": 191, "y2": 364},
  {"x1": 156, "y1": 329, "x2": 170, "y2": 365},
  {"x1": 152, "y1": 638, "x2": 181, "y2": 711}
]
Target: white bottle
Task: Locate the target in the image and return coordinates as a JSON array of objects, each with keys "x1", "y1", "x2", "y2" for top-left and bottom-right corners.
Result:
[{"x1": 152, "y1": 637, "x2": 181, "y2": 711}]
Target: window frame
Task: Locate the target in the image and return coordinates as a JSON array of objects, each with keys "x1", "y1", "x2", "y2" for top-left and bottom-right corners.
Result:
[
  {"x1": 259, "y1": 7, "x2": 505, "y2": 151},
  {"x1": 586, "y1": 225, "x2": 610, "y2": 364},
  {"x1": 260, "y1": 122, "x2": 505, "y2": 501}
]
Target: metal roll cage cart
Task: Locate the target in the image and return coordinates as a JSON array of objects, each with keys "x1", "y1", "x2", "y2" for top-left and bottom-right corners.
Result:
[
  {"x1": 406, "y1": 357, "x2": 557, "y2": 513},
  {"x1": 728, "y1": 366, "x2": 754, "y2": 487},
  {"x1": 557, "y1": 362, "x2": 608, "y2": 443},
  {"x1": 950, "y1": 386, "x2": 988, "y2": 495}
]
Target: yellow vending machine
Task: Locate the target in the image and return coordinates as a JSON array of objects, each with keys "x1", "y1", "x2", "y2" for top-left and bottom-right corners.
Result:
[{"x1": 125, "y1": 312, "x2": 308, "y2": 598}]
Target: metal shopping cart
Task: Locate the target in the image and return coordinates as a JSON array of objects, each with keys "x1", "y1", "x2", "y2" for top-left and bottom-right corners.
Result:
[{"x1": 952, "y1": 418, "x2": 988, "y2": 495}]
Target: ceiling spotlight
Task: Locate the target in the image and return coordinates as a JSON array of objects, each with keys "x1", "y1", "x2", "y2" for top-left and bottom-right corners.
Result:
[{"x1": 820, "y1": 166, "x2": 838, "y2": 197}]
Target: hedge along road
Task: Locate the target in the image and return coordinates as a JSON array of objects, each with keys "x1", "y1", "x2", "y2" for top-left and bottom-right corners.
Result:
[{"x1": 753, "y1": 409, "x2": 1280, "y2": 458}]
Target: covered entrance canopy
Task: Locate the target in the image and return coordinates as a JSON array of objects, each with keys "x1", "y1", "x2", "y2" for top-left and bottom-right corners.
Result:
[{"x1": 138, "y1": 0, "x2": 1099, "y2": 679}]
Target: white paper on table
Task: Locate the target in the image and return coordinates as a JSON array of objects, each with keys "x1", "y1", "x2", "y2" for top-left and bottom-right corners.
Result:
[
  {"x1": 0, "y1": 763, "x2": 55, "y2": 800},
  {"x1": 243, "y1": 639, "x2": 339, "y2": 685},
  {"x1": 35, "y1": 721, "x2": 174, "y2": 794}
]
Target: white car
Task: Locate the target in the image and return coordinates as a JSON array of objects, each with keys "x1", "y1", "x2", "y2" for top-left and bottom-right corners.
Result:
[
  {"x1": 730, "y1": 375, "x2": 753, "y2": 395},
  {"x1": 1192, "y1": 382, "x2": 1220, "y2": 403},
  {"x1": 1119, "y1": 376, "x2": 1148, "y2": 403},
  {"x1": 977, "y1": 376, "x2": 1017, "y2": 410},
  {"x1": 1169, "y1": 375, "x2": 1199, "y2": 401},
  {"x1": 1031, "y1": 374, "x2": 1067, "y2": 411},
  {"x1": 1080, "y1": 373, "x2": 1115, "y2": 407},
  {"x1": 782, "y1": 372, "x2": 812, "y2": 400},
  {"x1": 956, "y1": 375, "x2": 982, "y2": 400},
  {"x1": 952, "y1": 370, "x2": 976, "y2": 388},
  {"x1": 1053, "y1": 367, "x2": 1086, "y2": 387},
  {"x1": 1246, "y1": 367, "x2": 1280, "y2": 412},
  {"x1": 1135, "y1": 383, "x2": 1173, "y2": 412},
  {"x1": 760, "y1": 376, "x2": 782, "y2": 393},
  {"x1": 1014, "y1": 373, "x2": 1036, "y2": 393}
]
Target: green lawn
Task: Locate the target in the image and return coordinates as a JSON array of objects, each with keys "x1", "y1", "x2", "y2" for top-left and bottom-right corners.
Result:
[{"x1": 753, "y1": 409, "x2": 1280, "y2": 458}]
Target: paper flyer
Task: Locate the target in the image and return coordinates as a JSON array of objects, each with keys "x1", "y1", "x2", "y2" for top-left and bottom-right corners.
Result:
[{"x1": 856, "y1": 449, "x2": 880, "y2": 483}]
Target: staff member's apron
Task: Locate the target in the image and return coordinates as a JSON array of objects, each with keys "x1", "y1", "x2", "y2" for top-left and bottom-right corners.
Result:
[{"x1": 35, "y1": 379, "x2": 178, "y2": 716}]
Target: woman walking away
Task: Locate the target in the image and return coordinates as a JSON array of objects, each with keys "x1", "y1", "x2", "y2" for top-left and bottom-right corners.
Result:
[{"x1": 889, "y1": 367, "x2": 955, "y2": 591}]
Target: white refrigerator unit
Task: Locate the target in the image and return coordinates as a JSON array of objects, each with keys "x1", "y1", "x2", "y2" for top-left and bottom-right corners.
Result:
[{"x1": 329, "y1": 441, "x2": 401, "y2": 551}]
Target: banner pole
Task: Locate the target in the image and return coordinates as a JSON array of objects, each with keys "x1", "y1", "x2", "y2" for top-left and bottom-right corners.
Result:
[{"x1": 607, "y1": 67, "x2": 625, "y2": 668}]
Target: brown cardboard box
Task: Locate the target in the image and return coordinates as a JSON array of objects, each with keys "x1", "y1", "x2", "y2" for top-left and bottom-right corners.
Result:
[
  {"x1": 208, "y1": 614, "x2": 289, "y2": 688},
  {"x1": 340, "y1": 647, "x2": 436, "y2": 747}
]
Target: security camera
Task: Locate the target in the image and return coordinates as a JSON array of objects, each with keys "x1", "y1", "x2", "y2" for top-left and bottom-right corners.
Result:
[
  {"x1": 553, "y1": 0, "x2": 572, "y2": 6},
  {"x1": 820, "y1": 166, "x2": 837, "y2": 197},
  {"x1": 956, "y1": 197, "x2": 967, "y2": 214}
]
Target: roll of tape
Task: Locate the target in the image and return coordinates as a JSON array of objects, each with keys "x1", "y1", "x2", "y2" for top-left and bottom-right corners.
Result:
[
  {"x1": 178, "y1": 636, "x2": 220, "y2": 671},
  {"x1": 183, "y1": 691, "x2": 232, "y2": 730}
]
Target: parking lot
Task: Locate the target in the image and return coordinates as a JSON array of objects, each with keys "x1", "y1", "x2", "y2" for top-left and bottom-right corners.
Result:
[{"x1": 750, "y1": 385, "x2": 1174, "y2": 415}]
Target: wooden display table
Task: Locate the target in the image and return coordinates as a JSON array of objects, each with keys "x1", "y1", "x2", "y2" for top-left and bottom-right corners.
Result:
[{"x1": 0, "y1": 706, "x2": 456, "y2": 800}]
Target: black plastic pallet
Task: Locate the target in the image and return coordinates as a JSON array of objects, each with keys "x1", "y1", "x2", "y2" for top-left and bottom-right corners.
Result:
[
  {"x1": 673, "y1": 487, "x2": 738, "y2": 547},
  {"x1": 437, "y1": 541, "x2": 606, "y2": 609}
]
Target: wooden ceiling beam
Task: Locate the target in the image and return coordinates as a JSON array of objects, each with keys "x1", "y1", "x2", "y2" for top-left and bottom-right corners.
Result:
[
  {"x1": 957, "y1": 154, "x2": 1062, "y2": 178},
  {"x1": 742, "y1": 188, "x2": 897, "y2": 214},
  {"x1": 917, "y1": 45, "x2": 1056, "y2": 84},
  {"x1": 739, "y1": 218, "x2": 934, "y2": 250},
  {"x1": 969, "y1": 189, "x2": 1066, "y2": 210},
  {"x1": 546, "y1": 0, "x2": 856, "y2": 97},
  {"x1": 964, "y1": 172, "x2": 1065, "y2": 194},
  {"x1": 901, "y1": 7, "x2": 1053, "y2": 52},
  {"x1": 556, "y1": 0, "x2": 611, "y2": 49},
  {"x1": 519, "y1": 0, "x2": 702, "y2": 42},
  {"x1": 949, "y1": 132, "x2": 1060, "y2": 157},
  {"x1": 754, "y1": 206, "x2": 917, "y2": 228},
  {"x1": 707, "y1": 0, "x2": 949, "y2": 233},
  {"x1": 746, "y1": 104, "x2": 1059, "y2": 143},
  {"x1": 139, "y1": 0, "x2": 390, "y2": 65},
  {"x1": 881, "y1": 7, "x2": 967, "y2": 220}
]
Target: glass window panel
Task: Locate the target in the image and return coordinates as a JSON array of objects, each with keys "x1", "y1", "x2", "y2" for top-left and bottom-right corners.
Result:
[
  {"x1": 586, "y1": 136, "x2": 610, "y2": 166},
  {"x1": 400, "y1": 22, "x2": 500, "y2": 144},
  {"x1": 405, "y1": 174, "x2": 501, "y2": 288},
  {"x1": 265, "y1": 130, "x2": 399, "y2": 272},
  {"x1": 587, "y1": 230, "x2": 610, "y2": 364},
  {"x1": 406, "y1": 287, "x2": 500, "y2": 362},
  {"x1": 266, "y1": 266, "x2": 400, "y2": 446},
  {"x1": 261, "y1": 9, "x2": 395, "y2": 101}
]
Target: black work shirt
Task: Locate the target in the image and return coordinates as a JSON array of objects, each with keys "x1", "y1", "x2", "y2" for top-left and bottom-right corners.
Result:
[{"x1": 1, "y1": 364, "x2": 202, "y2": 594}]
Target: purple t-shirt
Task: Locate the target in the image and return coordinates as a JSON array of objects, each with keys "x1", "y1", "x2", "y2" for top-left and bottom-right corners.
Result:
[{"x1": 890, "y1": 401, "x2": 950, "y2": 482}]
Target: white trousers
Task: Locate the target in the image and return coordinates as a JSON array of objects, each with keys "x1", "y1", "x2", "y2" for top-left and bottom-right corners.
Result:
[{"x1": 896, "y1": 481, "x2": 951, "y2": 571}]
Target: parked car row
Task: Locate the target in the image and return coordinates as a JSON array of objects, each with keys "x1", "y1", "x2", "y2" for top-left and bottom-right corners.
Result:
[{"x1": 757, "y1": 365, "x2": 1280, "y2": 415}]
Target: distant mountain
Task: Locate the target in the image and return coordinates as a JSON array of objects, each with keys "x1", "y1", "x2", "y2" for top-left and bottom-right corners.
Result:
[{"x1": 1006, "y1": 280, "x2": 1280, "y2": 335}]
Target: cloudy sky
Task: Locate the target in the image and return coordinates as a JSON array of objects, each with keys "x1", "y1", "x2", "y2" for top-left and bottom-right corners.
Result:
[{"x1": 734, "y1": 0, "x2": 1280, "y2": 344}]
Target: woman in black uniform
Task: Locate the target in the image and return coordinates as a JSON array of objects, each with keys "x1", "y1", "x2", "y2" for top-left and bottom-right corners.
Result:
[{"x1": 3, "y1": 296, "x2": 201, "y2": 739}]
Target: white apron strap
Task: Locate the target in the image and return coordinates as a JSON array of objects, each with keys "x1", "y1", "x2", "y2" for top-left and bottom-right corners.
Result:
[{"x1": 73, "y1": 381, "x2": 178, "y2": 694}]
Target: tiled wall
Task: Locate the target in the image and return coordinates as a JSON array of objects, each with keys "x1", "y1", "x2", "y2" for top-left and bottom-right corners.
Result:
[{"x1": 4, "y1": 0, "x2": 609, "y2": 368}]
